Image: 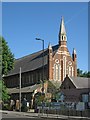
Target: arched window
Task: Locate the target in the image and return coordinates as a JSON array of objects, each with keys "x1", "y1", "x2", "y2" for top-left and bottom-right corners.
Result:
[
  {"x1": 68, "y1": 66, "x2": 73, "y2": 77},
  {"x1": 58, "y1": 64, "x2": 60, "y2": 80},
  {"x1": 71, "y1": 66, "x2": 73, "y2": 76},
  {"x1": 67, "y1": 61, "x2": 73, "y2": 77},
  {"x1": 63, "y1": 56, "x2": 66, "y2": 80},
  {"x1": 69, "y1": 66, "x2": 71, "y2": 76},
  {"x1": 56, "y1": 64, "x2": 58, "y2": 80},
  {"x1": 54, "y1": 64, "x2": 61, "y2": 81},
  {"x1": 54, "y1": 64, "x2": 56, "y2": 80}
]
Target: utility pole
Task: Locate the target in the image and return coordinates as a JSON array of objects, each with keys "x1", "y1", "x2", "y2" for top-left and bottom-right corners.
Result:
[
  {"x1": 35, "y1": 38, "x2": 45, "y2": 114},
  {"x1": 35, "y1": 38, "x2": 44, "y2": 91},
  {"x1": 19, "y1": 67, "x2": 21, "y2": 112}
]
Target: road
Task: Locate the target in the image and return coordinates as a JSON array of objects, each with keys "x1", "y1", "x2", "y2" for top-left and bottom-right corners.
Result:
[
  {"x1": 1, "y1": 112, "x2": 63, "y2": 120},
  {"x1": 2, "y1": 112, "x2": 35, "y2": 118},
  {"x1": 1, "y1": 110, "x2": 90, "y2": 120}
]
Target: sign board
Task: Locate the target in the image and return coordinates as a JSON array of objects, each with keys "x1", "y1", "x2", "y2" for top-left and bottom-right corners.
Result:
[
  {"x1": 76, "y1": 102, "x2": 85, "y2": 111},
  {"x1": 82, "y1": 94, "x2": 89, "y2": 102}
]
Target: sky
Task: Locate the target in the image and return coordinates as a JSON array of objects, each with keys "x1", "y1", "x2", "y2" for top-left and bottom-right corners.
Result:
[{"x1": 2, "y1": 2, "x2": 88, "y2": 71}]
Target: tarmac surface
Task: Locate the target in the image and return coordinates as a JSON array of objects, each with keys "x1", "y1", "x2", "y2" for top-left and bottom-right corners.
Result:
[{"x1": 0, "y1": 110, "x2": 90, "y2": 120}]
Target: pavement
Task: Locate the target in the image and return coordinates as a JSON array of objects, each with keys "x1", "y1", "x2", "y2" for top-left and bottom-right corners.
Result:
[{"x1": 0, "y1": 110, "x2": 90, "y2": 120}]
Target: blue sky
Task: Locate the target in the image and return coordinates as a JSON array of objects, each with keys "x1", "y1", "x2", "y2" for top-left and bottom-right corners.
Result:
[{"x1": 2, "y1": 2, "x2": 88, "y2": 71}]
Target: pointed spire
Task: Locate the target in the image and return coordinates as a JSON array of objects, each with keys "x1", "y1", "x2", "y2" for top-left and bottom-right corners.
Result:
[
  {"x1": 48, "y1": 42, "x2": 52, "y2": 50},
  {"x1": 72, "y1": 48, "x2": 77, "y2": 61},
  {"x1": 73, "y1": 48, "x2": 76, "y2": 55},
  {"x1": 59, "y1": 16, "x2": 67, "y2": 45},
  {"x1": 60, "y1": 16, "x2": 66, "y2": 35}
]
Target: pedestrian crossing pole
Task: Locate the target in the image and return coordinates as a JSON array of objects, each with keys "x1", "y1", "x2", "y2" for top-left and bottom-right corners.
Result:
[{"x1": 19, "y1": 67, "x2": 21, "y2": 112}]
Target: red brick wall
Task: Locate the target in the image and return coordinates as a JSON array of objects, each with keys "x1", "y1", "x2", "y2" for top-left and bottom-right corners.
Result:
[{"x1": 48, "y1": 43, "x2": 77, "y2": 81}]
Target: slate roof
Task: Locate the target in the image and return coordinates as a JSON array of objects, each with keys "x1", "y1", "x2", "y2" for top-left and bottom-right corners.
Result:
[
  {"x1": 8, "y1": 84, "x2": 41, "y2": 94},
  {"x1": 70, "y1": 77, "x2": 90, "y2": 89},
  {"x1": 6, "y1": 44, "x2": 59, "y2": 77}
]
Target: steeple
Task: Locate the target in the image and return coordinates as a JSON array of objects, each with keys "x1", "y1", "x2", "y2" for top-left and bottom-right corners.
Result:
[
  {"x1": 72, "y1": 48, "x2": 77, "y2": 77},
  {"x1": 60, "y1": 16, "x2": 66, "y2": 35},
  {"x1": 59, "y1": 16, "x2": 67, "y2": 45},
  {"x1": 72, "y1": 48, "x2": 77, "y2": 61},
  {"x1": 48, "y1": 42, "x2": 52, "y2": 54},
  {"x1": 48, "y1": 43, "x2": 52, "y2": 50},
  {"x1": 73, "y1": 48, "x2": 77, "y2": 55}
]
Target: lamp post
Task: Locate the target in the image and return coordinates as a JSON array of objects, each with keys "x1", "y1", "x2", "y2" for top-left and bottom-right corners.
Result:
[
  {"x1": 19, "y1": 67, "x2": 21, "y2": 112},
  {"x1": 35, "y1": 38, "x2": 44, "y2": 91},
  {"x1": 36, "y1": 38, "x2": 45, "y2": 114}
]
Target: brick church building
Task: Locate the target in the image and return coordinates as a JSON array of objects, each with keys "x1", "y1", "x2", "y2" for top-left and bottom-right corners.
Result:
[
  {"x1": 4, "y1": 17, "x2": 77, "y2": 103},
  {"x1": 48, "y1": 17, "x2": 77, "y2": 81}
]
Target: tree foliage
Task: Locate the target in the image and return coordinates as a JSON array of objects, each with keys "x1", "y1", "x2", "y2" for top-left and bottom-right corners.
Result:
[
  {"x1": 0, "y1": 80, "x2": 10, "y2": 101},
  {"x1": 77, "y1": 68, "x2": 90, "y2": 78},
  {"x1": 1, "y1": 36, "x2": 15, "y2": 75},
  {"x1": 0, "y1": 36, "x2": 15, "y2": 101}
]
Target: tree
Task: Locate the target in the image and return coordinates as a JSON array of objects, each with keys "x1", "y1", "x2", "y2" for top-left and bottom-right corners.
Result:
[
  {"x1": 77, "y1": 68, "x2": 90, "y2": 78},
  {"x1": 77, "y1": 68, "x2": 83, "y2": 77},
  {"x1": 82, "y1": 71, "x2": 90, "y2": 78},
  {"x1": 1, "y1": 36, "x2": 15, "y2": 75},
  {"x1": 34, "y1": 92, "x2": 45, "y2": 106},
  {"x1": 0, "y1": 80, "x2": 10, "y2": 101},
  {"x1": 0, "y1": 36, "x2": 15, "y2": 102},
  {"x1": 87, "y1": 71, "x2": 90, "y2": 77}
]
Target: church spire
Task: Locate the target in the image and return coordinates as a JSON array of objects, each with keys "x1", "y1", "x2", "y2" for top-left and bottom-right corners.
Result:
[
  {"x1": 60, "y1": 16, "x2": 66, "y2": 35},
  {"x1": 72, "y1": 48, "x2": 77, "y2": 61},
  {"x1": 48, "y1": 42, "x2": 52, "y2": 50},
  {"x1": 59, "y1": 16, "x2": 67, "y2": 45}
]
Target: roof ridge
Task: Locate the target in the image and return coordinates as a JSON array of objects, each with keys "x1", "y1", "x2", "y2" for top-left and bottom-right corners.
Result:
[
  {"x1": 16, "y1": 49, "x2": 47, "y2": 61},
  {"x1": 15, "y1": 44, "x2": 58, "y2": 61},
  {"x1": 4, "y1": 44, "x2": 59, "y2": 77},
  {"x1": 68, "y1": 76, "x2": 77, "y2": 88}
]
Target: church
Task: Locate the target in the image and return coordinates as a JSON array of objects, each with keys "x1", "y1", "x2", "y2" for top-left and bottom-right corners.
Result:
[{"x1": 4, "y1": 17, "x2": 77, "y2": 102}]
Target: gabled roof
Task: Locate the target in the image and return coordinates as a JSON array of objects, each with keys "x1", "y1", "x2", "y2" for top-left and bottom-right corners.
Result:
[
  {"x1": 69, "y1": 76, "x2": 90, "y2": 89},
  {"x1": 5, "y1": 44, "x2": 59, "y2": 77}
]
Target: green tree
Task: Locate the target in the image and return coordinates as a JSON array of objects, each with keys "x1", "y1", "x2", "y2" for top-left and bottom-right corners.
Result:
[
  {"x1": 77, "y1": 68, "x2": 90, "y2": 78},
  {"x1": 77, "y1": 68, "x2": 83, "y2": 77},
  {"x1": 0, "y1": 80, "x2": 10, "y2": 101},
  {"x1": 87, "y1": 71, "x2": 90, "y2": 77},
  {"x1": 1, "y1": 36, "x2": 14, "y2": 75},
  {"x1": 0, "y1": 36, "x2": 15, "y2": 101},
  {"x1": 82, "y1": 71, "x2": 90, "y2": 78},
  {"x1": 34, "y1": 92, "x2": 45, "y2": 106}
]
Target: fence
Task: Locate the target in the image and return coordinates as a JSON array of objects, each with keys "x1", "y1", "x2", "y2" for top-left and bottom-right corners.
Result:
[
  {"x1": 39, "y1": 109, "x2": 90, "y2": 117},
  {"x1": 36, "y1": 102, "x2": 90, "y2": 118}
]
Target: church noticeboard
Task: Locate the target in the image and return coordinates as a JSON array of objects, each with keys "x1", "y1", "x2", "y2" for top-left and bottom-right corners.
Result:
[{"x1": 76, "y1": 102, "x2": 85, "y2": 111}]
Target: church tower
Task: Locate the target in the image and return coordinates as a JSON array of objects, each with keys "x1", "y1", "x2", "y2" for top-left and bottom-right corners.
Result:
[{"x1": 50, "y1": 16, "x2": 77, "y2": 82}]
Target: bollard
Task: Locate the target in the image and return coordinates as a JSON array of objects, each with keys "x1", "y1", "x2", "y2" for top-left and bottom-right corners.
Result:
[
  {"x1": 46, "y1": 109, "x2": 48, "y2": 118},
  {"x1": 80, "y1": 111, "x2": 82, "y2": 117},
  {"x1": 38, "y1": 108, "x2": 41, "y2": 118}
]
